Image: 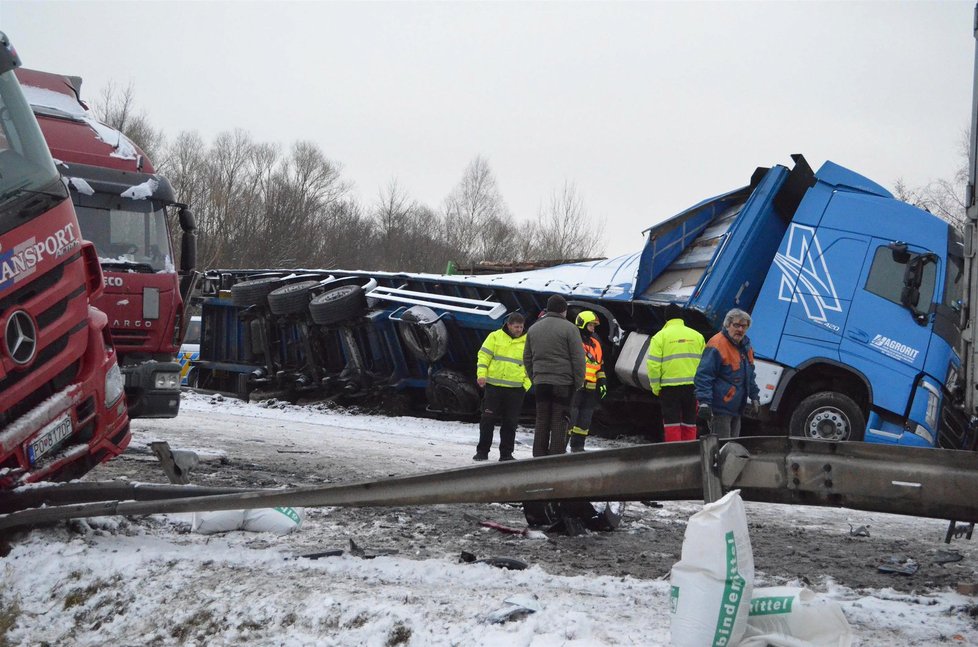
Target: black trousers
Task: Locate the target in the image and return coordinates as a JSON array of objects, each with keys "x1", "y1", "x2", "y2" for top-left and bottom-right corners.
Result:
[
  {"x1": 532, "y1": 383, "x2": 573, "y2": 457},
  {"x1": 477, "y1": 385, "x2": 525, "y2": 457},
  {"x1": 568, "y1": 387, "x2": 600, "y2": 451}
]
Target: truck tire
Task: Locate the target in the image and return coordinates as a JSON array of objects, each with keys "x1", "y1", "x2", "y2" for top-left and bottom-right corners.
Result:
[
  {"x1": 309, "y1": 284, "x2": 366, "y2": 326},
  {"x1": 426, "y1": 369, "x2": 480, "y2": 416},
  {"x1": 231, "y1": 277, "x2": 284, "y2": 308},
  {"x1": 789, "y1": 391, "x2": 865, "y2": 442},
  {"x1": 267, "y1": 280, "x2": 320, "y2": 315},
  {"x1": 398, "y1": 306, "x2": 449, "y2": 362}
]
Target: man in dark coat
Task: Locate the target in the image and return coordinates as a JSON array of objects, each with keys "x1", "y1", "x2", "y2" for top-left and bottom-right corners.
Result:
[
  {"x1": 523, "y1": 294, "x2": 586, "y2": 456},
  {"x1": 694, "y1": 308, "x2": 761, "y2": 439}
]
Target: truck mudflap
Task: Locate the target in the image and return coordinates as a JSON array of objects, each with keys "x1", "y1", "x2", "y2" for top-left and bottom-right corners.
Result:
[
  {"x1": 122, "y1": 360, "x2": 182, "y2": 418},
  {"x1": 4, "y1": 436, "x2": 978, "y2": 531}
]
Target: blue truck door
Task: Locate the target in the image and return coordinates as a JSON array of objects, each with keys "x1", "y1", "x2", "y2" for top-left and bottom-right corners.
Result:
[
  {"x1": 840, "y1": 241, "x2": 935, "y2": 420},
  {"x1": 758, "y1": 222, "x2": 867, "y2": 362}
]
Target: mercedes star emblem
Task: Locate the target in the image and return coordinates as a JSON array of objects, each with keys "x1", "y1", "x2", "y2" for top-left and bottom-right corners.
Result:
[{"x1": 5, "y1": 310, "x2": 37, "y2": 365}]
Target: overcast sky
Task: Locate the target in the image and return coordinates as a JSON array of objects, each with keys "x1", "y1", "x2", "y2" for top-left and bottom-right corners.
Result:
[{"x1": 1, "y1": 1, "x2": 973, "y2": 258}]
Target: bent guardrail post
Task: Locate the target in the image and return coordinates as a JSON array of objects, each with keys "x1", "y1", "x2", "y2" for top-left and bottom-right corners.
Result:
[{"x1": 699, "y1": 434, "x2": 722, "y2": 503}]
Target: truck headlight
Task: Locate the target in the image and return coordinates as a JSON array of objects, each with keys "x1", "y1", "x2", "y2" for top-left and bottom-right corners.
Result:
[
  {"x1": 154, "y1": 371, "x2": 180, "y2": 390},
  {"x1": 105, "y1": 363, "x2": 124, "y2": 406}
]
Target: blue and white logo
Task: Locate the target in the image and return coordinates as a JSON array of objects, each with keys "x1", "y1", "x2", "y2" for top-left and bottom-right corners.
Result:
[{"x1": 774, "y1": 224, "x2": 841, "y2": 326}]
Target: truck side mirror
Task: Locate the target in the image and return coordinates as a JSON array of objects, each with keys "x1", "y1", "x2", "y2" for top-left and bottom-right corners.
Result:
[
  {"x1": 178, "y1": 207, "x2": 196, "y2": 233},
  {"x1": 889, "y1": 242, "x2": 911, "y2": 264},
  {"x1": 181, "y1": 231, "x2": 196, "y2": 273},
  {"x1": 178, "y1": 207, "x2": 196, "y2": 273}
]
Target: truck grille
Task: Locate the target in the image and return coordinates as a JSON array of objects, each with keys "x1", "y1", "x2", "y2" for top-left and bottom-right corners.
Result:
[
  {"x1": 110, "y1": 328, "x2": 151, "y2": 348},
  {"x1": 0, "y1": 251, "x2": 88, "y2": 427}
]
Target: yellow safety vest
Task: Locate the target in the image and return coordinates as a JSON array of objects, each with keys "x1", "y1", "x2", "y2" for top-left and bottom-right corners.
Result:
[
  {"x1": 477, "y1": 328, "x2": 532, "y2": 390},
  {"x1": 646, "y1": 318, "x2": 705, "y2": 396}
]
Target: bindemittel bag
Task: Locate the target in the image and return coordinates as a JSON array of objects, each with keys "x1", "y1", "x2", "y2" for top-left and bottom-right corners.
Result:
[
  {"x1": 740, "y1": 586, "x2": 852, "y2": 647},
  {"x1": 670, "y1": 490, "x2": 754, "y2": 647}
]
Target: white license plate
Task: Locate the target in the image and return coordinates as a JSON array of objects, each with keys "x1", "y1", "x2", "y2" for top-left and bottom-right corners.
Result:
[{"x1": 26, "y1": 412, "x2": 73, "y2": 465}]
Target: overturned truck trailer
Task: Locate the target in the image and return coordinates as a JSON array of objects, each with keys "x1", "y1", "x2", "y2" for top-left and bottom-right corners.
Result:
[{"x1": 193, "y1": 154, "x2": 977, "y2": 452}]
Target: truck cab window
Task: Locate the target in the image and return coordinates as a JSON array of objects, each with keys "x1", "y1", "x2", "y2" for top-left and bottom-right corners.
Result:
[
  {"x1": 74, "y1": 198, "x2": 173, "y2": 272},
  {"x1": 0, "y1": 70, "x2": 62, "y2": 235},
  {"x1": 865, "y1": 245, "x2": 936, "y2": 317}
]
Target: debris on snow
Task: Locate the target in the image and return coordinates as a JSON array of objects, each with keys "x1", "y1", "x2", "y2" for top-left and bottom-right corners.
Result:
[
  {"x1": 485, "y1": 594, "x2": 542, "y2": 624},
  {"x1": 849, "y1": 524, "x2": 871, "y2": 537},
  {"x1": 878, "y1": 555, "x2": 920, "y2": 576}
]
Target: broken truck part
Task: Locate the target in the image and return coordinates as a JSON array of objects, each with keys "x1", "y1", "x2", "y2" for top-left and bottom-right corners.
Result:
[{"x1": 3, "y1": 437, "x2": 977, "y2": 533}]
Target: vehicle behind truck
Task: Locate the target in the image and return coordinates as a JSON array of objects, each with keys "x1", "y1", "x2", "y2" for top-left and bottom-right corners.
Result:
[
  {"x1": 0, "y1": 32, "x2": 129, "y2": 488},
  {"x1": 14, "y1": 67, "x2": 197, "y2": 418}
]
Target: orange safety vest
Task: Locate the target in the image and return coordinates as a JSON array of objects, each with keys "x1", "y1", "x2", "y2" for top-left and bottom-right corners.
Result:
[{"x1": 583, "y1": 335, "x2": 604, "y2": 387}]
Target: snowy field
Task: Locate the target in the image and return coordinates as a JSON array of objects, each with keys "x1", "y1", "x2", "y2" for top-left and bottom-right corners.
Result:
[{"x1": 1, "y1": 392, "x2": 976, "y2": 646}]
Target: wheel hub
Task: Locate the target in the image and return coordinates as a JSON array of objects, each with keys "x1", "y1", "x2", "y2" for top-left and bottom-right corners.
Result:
[{"x1": 807, "y1": 407, "x2": 850, "y2": 441}]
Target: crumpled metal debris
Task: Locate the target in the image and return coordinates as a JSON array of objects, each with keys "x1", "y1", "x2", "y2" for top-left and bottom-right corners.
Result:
[
  {"x1": 878, "y1": 555, "x2": 919, "y2": 575},
  {"x1": 486, "y1": 595, "x2": 542, "y2": 624},
  {"x1": 848, "y1": 524, "x2": 871, "y2": 537}
]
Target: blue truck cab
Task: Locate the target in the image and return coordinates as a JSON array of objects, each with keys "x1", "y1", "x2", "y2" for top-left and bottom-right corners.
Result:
[{"x1": 654, "y1": 155, "x2": 966, "y2": 448}]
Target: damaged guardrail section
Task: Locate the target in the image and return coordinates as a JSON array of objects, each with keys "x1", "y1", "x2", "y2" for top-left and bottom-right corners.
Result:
[{"x1": 3, "y1": 437, "x2": 978, "y2": 532}]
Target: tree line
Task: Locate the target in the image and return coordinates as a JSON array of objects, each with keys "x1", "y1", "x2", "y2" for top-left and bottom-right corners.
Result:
[{"x1": 95, "y1": 83, "x2": 605, "y2": 273}]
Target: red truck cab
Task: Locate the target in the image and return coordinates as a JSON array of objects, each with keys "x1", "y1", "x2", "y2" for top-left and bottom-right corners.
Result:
[
  {"x1": 15, "y1": 68, "x2": 197, "y2": 418},
  {"x1": 0, "y1": 32, "x2": 129, "y2": 488}
]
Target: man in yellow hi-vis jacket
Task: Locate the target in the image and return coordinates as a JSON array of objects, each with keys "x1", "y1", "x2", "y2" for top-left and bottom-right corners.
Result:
[
  {"x1": 647, "y1": 304, "x2": 705, "y2": 442},
  {"x1": 474, "y1": 312, "x2": 531, "y2": 461}
]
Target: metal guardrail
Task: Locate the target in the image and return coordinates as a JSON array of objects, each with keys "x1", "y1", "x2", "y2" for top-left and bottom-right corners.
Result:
[{"x1": 3, "y1": 437, "x2": 977, "y2": 532}]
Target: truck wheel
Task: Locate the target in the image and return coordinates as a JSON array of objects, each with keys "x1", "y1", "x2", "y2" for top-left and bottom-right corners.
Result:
[
  {"x1": 426, "y1": 369, "x2": 480, "y2": 416},
  {"x1": 267, "y1": 280, "x2": 320, "y2": 315},
  {"x1": 789, "y1": 391, "x2": 865, "y2": 442},
  {"x1": 309, "y1": 285, "x2": 366, "y2": 326},
  {"x1": 231, "y1": 277, "x2": 283, "y2": 308},
  {"x1": 398, "y1": 306, "x2": 449, "y2": 362}
]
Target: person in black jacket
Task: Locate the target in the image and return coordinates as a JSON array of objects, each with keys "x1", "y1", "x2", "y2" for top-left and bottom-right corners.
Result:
[{"x1": 523, "y1": 294, "x2": 586, "y2": 456}]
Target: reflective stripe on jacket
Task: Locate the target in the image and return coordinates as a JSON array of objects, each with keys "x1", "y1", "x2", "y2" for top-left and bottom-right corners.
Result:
[
  {"x1": 583, "y1": 334, "x2": 604, "y2": 388},
  {"x1": 477, "y1": 327, "x2": 531, "y2": 390},
  {"x1": 647, "y1": 318, "x2": 705, "y2": 396},
  {"x1": 693, "y1": 330, "x2": 760, "y2": 416}
]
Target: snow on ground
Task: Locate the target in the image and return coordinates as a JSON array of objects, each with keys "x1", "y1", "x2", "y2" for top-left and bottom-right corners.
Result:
[{"x1": 1, "y1": 392, "x2": 977, "y2": 646}]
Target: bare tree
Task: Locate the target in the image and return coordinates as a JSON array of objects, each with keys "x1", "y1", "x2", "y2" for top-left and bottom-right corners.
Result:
[
  {"x1": 532, "y1": 181, "x2": 605, "y2": 259},
  {"x1": 372, "y1": 180, "x2": 456, "y2": 272},
  {"x1": 895, "y1": 129, "x2": 969, "y2": 231},
  {"x1": 443, "y1": 156, "x2": 512, "y2": 263},
  {"x1": 92, "y1": 80, "x2": 166, "y2": 163}
]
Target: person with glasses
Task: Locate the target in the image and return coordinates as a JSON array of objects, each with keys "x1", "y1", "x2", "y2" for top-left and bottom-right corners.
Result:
[{"x1": 693, "y1": 308, "x2": 761, "y2": 438}]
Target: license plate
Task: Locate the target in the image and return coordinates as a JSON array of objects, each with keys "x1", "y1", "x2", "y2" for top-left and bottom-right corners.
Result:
[{"x1": 26, "y1": 412, "x2": 73, "y2": 465}]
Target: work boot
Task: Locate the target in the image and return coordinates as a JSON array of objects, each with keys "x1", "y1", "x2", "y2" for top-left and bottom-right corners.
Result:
[
  {"x1": 472, "y1": 453, "x2": 489, "y2": 461},
  {"x1": 499, "y1": 454, "x2": 516, "y2": 462}
]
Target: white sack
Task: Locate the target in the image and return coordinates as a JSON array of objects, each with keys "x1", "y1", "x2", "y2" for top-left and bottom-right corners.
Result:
[
  {"x1": 192, "y1": 509, "x2": 245, "y2": 534},
  {"x1": 242, "y1": 506, "x2": 304, "y2": 535},
  {"x1": 670, "y1": 490, "x2": 754, "y2": 647},
  {"x1": 740, "y1": 586, "x2": 852, "y2": 647}
]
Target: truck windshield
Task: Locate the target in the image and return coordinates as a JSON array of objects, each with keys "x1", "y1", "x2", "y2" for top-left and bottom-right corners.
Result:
[
  {"x1": 74, "y1": 197, "x2": 174, "y2": 272},
  {"x1": 0, "y1": 69, "x2": 64, "y2": 236}
]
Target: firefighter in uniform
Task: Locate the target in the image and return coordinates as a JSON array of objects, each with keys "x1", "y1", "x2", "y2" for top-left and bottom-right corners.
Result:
[
  {"x1": 567, "y1": 310, "x2": 606, "y2": 452},
  {"x1": 647, "y1": 304, "x2": 705, "y2": 442},
  {"x1": 474, "y1": 312, "x2": 532, "y2": 461}
]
